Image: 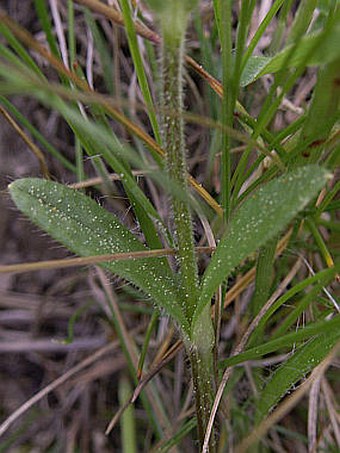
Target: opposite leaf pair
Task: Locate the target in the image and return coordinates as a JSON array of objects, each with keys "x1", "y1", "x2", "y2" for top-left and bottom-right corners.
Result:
[{"x1": 9, "y1": 164, "x2": 330, "y2": 340}]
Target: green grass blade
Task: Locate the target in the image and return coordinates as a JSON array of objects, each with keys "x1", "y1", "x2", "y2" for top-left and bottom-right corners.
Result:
[
  {"x1": 233, "y1": 1, "x2": 256, "y2": 91},
  {"x1": 241, "y1": 0, "x2": 285, "y2": 72},
  {"x1": 271, "y1": 286, "x2": 330, "y2": 341},
  {"x1": 34, "y1": 0, "x2": 61, "y2": 58},
  {"x1": 9, "y1": 178, "x2": 186, "y2": 329},
  {"x1": 292, "y1": 57, "x2": 340, "y2": 165},
  {"x1": 119, "y1": 0, "x2": 161, "y2": 144},
  {"x1": 250, "y1": 266, "x2": 339, "y2": 344},
  {"x1": 233, "y1": 19, "x2": 330, "y2": 204},
  {"x1": 219, "y1": 0, "x2": 233, "y2": 220},
  {"x1": 286, "y1": 0, "x2": 318, "y2": 45},
  {"x1": 157, "y1": 418, "x2": 197, "y2": 452},
  {"x1": 0, "y1": 23, "x2": 44, "y2": 77},
  {"x1": 254, "y1": 325, "x2": 340, "y2": 424},
  {"x1": 316, "y1": 180, "x2": 340, "y2": 214},
  {"x1": 251, "y1": 237, "x2": 277, "y2": 318},
  {"x1": 67, "y1": 0, "x2": 76, "y2": 69},
  {"x1": 220, "y1": 315, "x2": 340, "y2": 369},
  {"x1": 267, "y1": 0, "x2": 293, "y2": 54},
  {"x1": 193, "y1": 165, "x2": 330, "y2": 332},
  {"x1": 119, "y1": 376, "x2": 137, "y2": 453}
]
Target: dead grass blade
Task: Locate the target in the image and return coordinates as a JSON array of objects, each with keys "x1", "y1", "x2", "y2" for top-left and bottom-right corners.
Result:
[
  {"x1": 0, "y1": 247, "x2": 214, "y2": 274},
  {"x1": 0, "y1": 105, "x2": 50, "y2": 178},
  {"x1": 0, "y1": 341, "x2": 123, "y2": 438}
]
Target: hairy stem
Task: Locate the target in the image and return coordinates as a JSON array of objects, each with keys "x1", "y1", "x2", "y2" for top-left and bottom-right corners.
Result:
[
  {"x1": 161, "y1": 27, "x2": 199, "y2": 322},
  {"x1": 160, "y1": 14, "x2": 216, "y2": 451}
]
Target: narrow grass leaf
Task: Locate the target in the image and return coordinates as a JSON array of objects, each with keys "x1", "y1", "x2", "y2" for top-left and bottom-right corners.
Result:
[
  {"x1": 119, "y1": 376, "x2": 137, "y2": 453},
  {"x1": 293, "y1": 58, "x2": 340, "y2": 164},
  {"x1": 193, "y1": 165, "x2": 330, "y2": 332},
  {"x1": 156, "y1": 418, "x2": 197, "y2": 452},
  {"x1": 241, "y1": 0, "x2": 285, "y2": 73},
  {"x1": 119, "y1": 0, "x2": 161, "y2": 144},
  {"x1": 0, "y1": 22, "x2": 44, "y2": 77},
  {"x1": 250, "y1": 266, "x2": 339, "y2": 342},
  {"x1": 254, "y1": 323, "x2": 340, "y2": 424},
  {"x1": 34, "y1": 0, "x2": 61, "y2": 58},
  {"x1": 220, "y1": 315, "x2": 340, "y2": 369},
  {"x1": 9, "y1": 178, "x2": 186, "y2": 329}
]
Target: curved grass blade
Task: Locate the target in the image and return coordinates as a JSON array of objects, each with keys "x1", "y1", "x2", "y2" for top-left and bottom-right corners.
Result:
[
  {"x1": 292, "y1": 57, "x2": 340, "y2": 165},
  {"x1": 254, "y1": 322, "x2": 340, "y2": 424},
  {"x1": 9, "y1": 178, "x2": 186, "y2": 330},
  {"x1": 219, "y1": 314, "x2": 340, "y2": 369},
  {"x1": 192, "y1": 165, "x2": 330, "y2": 333}
]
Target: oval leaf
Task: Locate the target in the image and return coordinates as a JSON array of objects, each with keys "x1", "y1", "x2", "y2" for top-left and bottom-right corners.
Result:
[
  {"x1": 192, "y1": 165, "x2": 330, "y2": 332},
  {"x1": 9, "y1": 178, "x2": 186, "y2": 328}
]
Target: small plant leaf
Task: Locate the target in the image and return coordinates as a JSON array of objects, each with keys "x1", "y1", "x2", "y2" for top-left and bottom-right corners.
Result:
[
  {"x1": 9, "y1": 178, "x2": 186, "y2": 329},
  {"x1": 192, "y1": 165, "x2": 330, "y2": 333},
  {"x1": 254, "y1": 322, "x2": 340, "y2": 424},
  {"x1": 241, "y1": 16, "x2": 340, "y2": 86},
  {"x1": 240, "y1": 56, "x2": 270, "y2": 87}
]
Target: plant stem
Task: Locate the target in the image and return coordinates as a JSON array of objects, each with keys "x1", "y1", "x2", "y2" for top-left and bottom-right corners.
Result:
[
  {"x1": 189, "y1": 306, "x2": 216, "y2": 451},
  {"x1": 159, "y1": 13, "x2": 216, "y2": 450},
  {"x1": 161, "y1": 25, "x2": 199, "y2": 322}
]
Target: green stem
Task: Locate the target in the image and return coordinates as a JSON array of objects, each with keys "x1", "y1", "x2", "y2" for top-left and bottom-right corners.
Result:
[
  {"x1": 161, "y1": 27, "x2": 199, "y2": 322},
  {"x1": 189, "y1": 306, "x2": 216, "y2": 451},
  {"x1": 159, "y1": 10, "x2": 215, "y2": 450}
]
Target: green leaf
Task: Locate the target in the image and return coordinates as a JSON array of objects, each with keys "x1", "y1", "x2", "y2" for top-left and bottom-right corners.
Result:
[
  {"x1": 241, "y1": 15, "x2": 340, "y2": 86},
  {"x1": 254, "y1": 321, "x2": 340, "y2": 424},
  {"x1": 240, "y1": 56, "x2": 269, "y2": 87},
  {"x1": 146, "y1": 0, "x2": 198, "y2": 15},
  {"x1": 146, "y1": 0, "x2": 198, "y2": 40},
  {"x1": 219, "y1": 315, "x2": 340, "y2": 369},
  {"x1": 294, "y1": 57, "x2": 340, "y2": 163},
  {"x1": 192, "y1": 165, "x2": 330, "y2": 333},
  {"x1": 119, "y1": 0, "x2": 161, "y2": 144},
  {"x1": 9, "y1": 178, "x2": 186, "y2": 329}
]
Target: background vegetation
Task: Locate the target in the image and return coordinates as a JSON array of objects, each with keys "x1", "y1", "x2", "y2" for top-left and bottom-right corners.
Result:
[{"x1": 0, "y1": 0, "x2": 339, "y2": 451}]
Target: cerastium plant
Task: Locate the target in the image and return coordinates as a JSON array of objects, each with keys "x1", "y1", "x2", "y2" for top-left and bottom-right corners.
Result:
[{"x1": 1, "y1": 0, "x2": 339, "y2": 451}]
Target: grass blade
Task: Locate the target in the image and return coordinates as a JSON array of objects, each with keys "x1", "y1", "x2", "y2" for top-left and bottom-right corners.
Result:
[
  {"x1": 254, "y1": 325, "x2": 340, "y2": 424},
  {"x1": 119, "y1": 0, "x2": 161, "y2": 144},
  {"x1": 220, "y1": 315, "x2": 340, "y2": 369}
]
